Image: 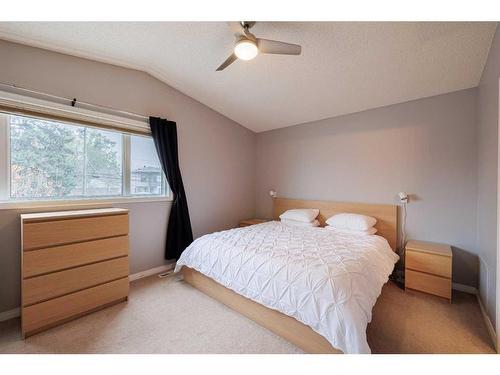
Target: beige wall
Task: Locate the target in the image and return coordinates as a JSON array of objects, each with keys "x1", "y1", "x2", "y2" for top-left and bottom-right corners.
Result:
[
  {"x1": 256, "y1": 88, "x2": 479, "y2": 287},
  {"x1": 0, "y1": 40, "x2": 256, "y2": 313},
  {"x1": 477, "y1": 24, "x2": 499, "y2": 328}
]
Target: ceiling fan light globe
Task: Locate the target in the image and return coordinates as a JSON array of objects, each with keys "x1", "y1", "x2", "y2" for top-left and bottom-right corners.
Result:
[{"x1": 234, "y1": 40, "x2": 258, "y2": 60}]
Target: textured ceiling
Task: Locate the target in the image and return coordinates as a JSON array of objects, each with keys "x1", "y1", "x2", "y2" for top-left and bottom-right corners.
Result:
[{"x1": 0, "y1": 22, "x2": 496, "y2": 132}]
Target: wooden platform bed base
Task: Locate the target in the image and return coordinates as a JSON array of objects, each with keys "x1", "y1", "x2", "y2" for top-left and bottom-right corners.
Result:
[{"x1": 182, "y1": 267, "x2": 342, "y2": 354}]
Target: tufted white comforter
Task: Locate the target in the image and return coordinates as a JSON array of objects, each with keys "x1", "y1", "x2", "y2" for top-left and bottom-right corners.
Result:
[{"x1": 174, "y1": 221, "x2": 399, "y2": 353}]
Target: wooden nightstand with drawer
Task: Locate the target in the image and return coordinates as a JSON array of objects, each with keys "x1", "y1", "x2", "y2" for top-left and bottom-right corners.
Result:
[
  {"x1": 405, "y1": 240, "x2": 452, "y2": 302},
  {"x1": 239, "y1": 219, "x2": 270, "y2": 228}
]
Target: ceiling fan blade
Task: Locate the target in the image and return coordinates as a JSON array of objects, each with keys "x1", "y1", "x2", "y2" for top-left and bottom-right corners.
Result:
[
  {"x1": 257, "y1": 38, "x2": 302, "y2": 55},
  {"x1": 216, "y1": 53, "x2": 238, "y2": 71}
]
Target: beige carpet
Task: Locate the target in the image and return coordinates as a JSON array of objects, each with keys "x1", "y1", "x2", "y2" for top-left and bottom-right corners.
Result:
[{"x1": 0, "y1": 274, "x2": 495, "y2": 354}]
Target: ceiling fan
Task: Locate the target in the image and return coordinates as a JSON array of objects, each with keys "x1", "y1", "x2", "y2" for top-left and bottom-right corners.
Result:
[{"x1": 216, "y1": 21, "x2": 302, "y2": 71}]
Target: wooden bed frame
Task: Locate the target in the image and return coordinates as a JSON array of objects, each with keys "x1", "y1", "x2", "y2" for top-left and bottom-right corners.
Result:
[{"x1": 181, "y1": 198, "x2": 398, "y2": 353}]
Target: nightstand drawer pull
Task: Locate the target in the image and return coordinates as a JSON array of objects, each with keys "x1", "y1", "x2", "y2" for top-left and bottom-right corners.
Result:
[{"x1": 406, "y1": 250, "x2": 451, "y2": 278}]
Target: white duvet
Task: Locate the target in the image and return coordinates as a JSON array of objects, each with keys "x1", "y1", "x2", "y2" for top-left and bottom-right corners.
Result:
[{"x1": 174, "y1": 221, "x2": 399, "y2": 353}]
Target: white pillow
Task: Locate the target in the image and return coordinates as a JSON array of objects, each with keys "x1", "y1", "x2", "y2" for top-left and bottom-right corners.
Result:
[
  {"x1": 281, "y1": 218, "x2": 320, "y2": 227},
  {"x1": 326, "y1": 213, "x2": 377, "y2": 231},
  {"x1": 279, "y1": 208, "x2": 319, "y2": 223},
  {"x1": 325, "y1": 226, "x2": 377, "y2": 236}
]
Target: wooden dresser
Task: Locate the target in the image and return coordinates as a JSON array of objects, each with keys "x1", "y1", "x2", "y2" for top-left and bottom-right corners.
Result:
[
  {"x1": 21, "y1": 208, "x2": 130, "y2": 337},
  {"x1": 405, "y1": 240, "x2": 452, "y2": 302}
]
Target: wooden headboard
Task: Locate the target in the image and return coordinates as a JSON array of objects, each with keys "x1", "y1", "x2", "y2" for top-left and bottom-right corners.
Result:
[{"x1": 273, "y1": 198, "x2": 398, "y2": 251}]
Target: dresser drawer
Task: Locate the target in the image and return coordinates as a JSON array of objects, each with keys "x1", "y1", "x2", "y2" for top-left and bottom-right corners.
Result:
[
  {"x1": 23, "y1": 235, "x2": 129, "y2": 278},
  {"x1": 23, "y1": 213, "x2": 129, "y2": 250},
  {"x1": 23, "y1": 257, "x2": 129, "y2": 306},
  {"x1": 22, "y1": 277, "x2": 129, "y2": 337},
  {"x1": 405, "y1": 269, "x2": 451, "y2": 299},
  {"x1": 406, "y1": 249, "x2": 451, "y2": 278}
]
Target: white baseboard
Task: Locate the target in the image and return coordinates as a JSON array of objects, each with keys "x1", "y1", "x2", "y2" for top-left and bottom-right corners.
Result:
[
  {"x1": 476, "y1": 291, "x2": 498, "y2": 352},
  {"x1": 451, "y1": 282, "x2": 497, "y2": 351},
  {"x1": 0, "y1": 263, "x2": 177, "y2": 322},
  {"x1": 0, "y1": 307, "x2": 20, "y2": 322},
  {"x1": 129, "y1": 263, "x2": 176, "y2": 282}
]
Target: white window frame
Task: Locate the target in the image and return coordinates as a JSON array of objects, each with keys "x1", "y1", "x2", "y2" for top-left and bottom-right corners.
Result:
[{"x1": 0, "y1": 93, "x2": 172, "y2": 209}]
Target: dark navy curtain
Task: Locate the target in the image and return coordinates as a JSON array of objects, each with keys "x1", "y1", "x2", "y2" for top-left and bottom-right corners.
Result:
[{"x1": 149, "y1": 117, "x2": 193, "y2": 260}]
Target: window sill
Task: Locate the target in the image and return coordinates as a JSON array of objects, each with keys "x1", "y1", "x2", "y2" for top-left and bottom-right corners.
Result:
[{"x1": 0, "y1": 196, "x2": 173, "y2": 210}]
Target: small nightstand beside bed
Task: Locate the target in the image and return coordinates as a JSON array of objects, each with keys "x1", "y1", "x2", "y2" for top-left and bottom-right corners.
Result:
[
  {"x1": 405, "y1": 240, "x2": 452, "y2": 302},
  {"x1": 176, "y1": 198, "x2": 399, "y2": 354},
  {"x1": 239, "y1": 218, "x2": 269, "y2": 227}
]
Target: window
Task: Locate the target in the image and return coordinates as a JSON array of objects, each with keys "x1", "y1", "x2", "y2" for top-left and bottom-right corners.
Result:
[
  {"x1": 0, "y1": 112, "x2": 169, "y2": 203},
  {"x1": 130, "y1": 136, "x2": 163, "y2": 196}
]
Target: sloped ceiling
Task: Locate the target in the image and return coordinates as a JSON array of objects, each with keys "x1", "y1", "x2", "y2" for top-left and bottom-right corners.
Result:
[{"x1": 0, "y1": 22, "x2": 496, "y2": 132}]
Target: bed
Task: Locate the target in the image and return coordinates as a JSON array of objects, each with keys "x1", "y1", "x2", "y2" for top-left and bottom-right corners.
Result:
[{"x1": 175, "y1": 198, "x2": 399, "y2": 354}]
